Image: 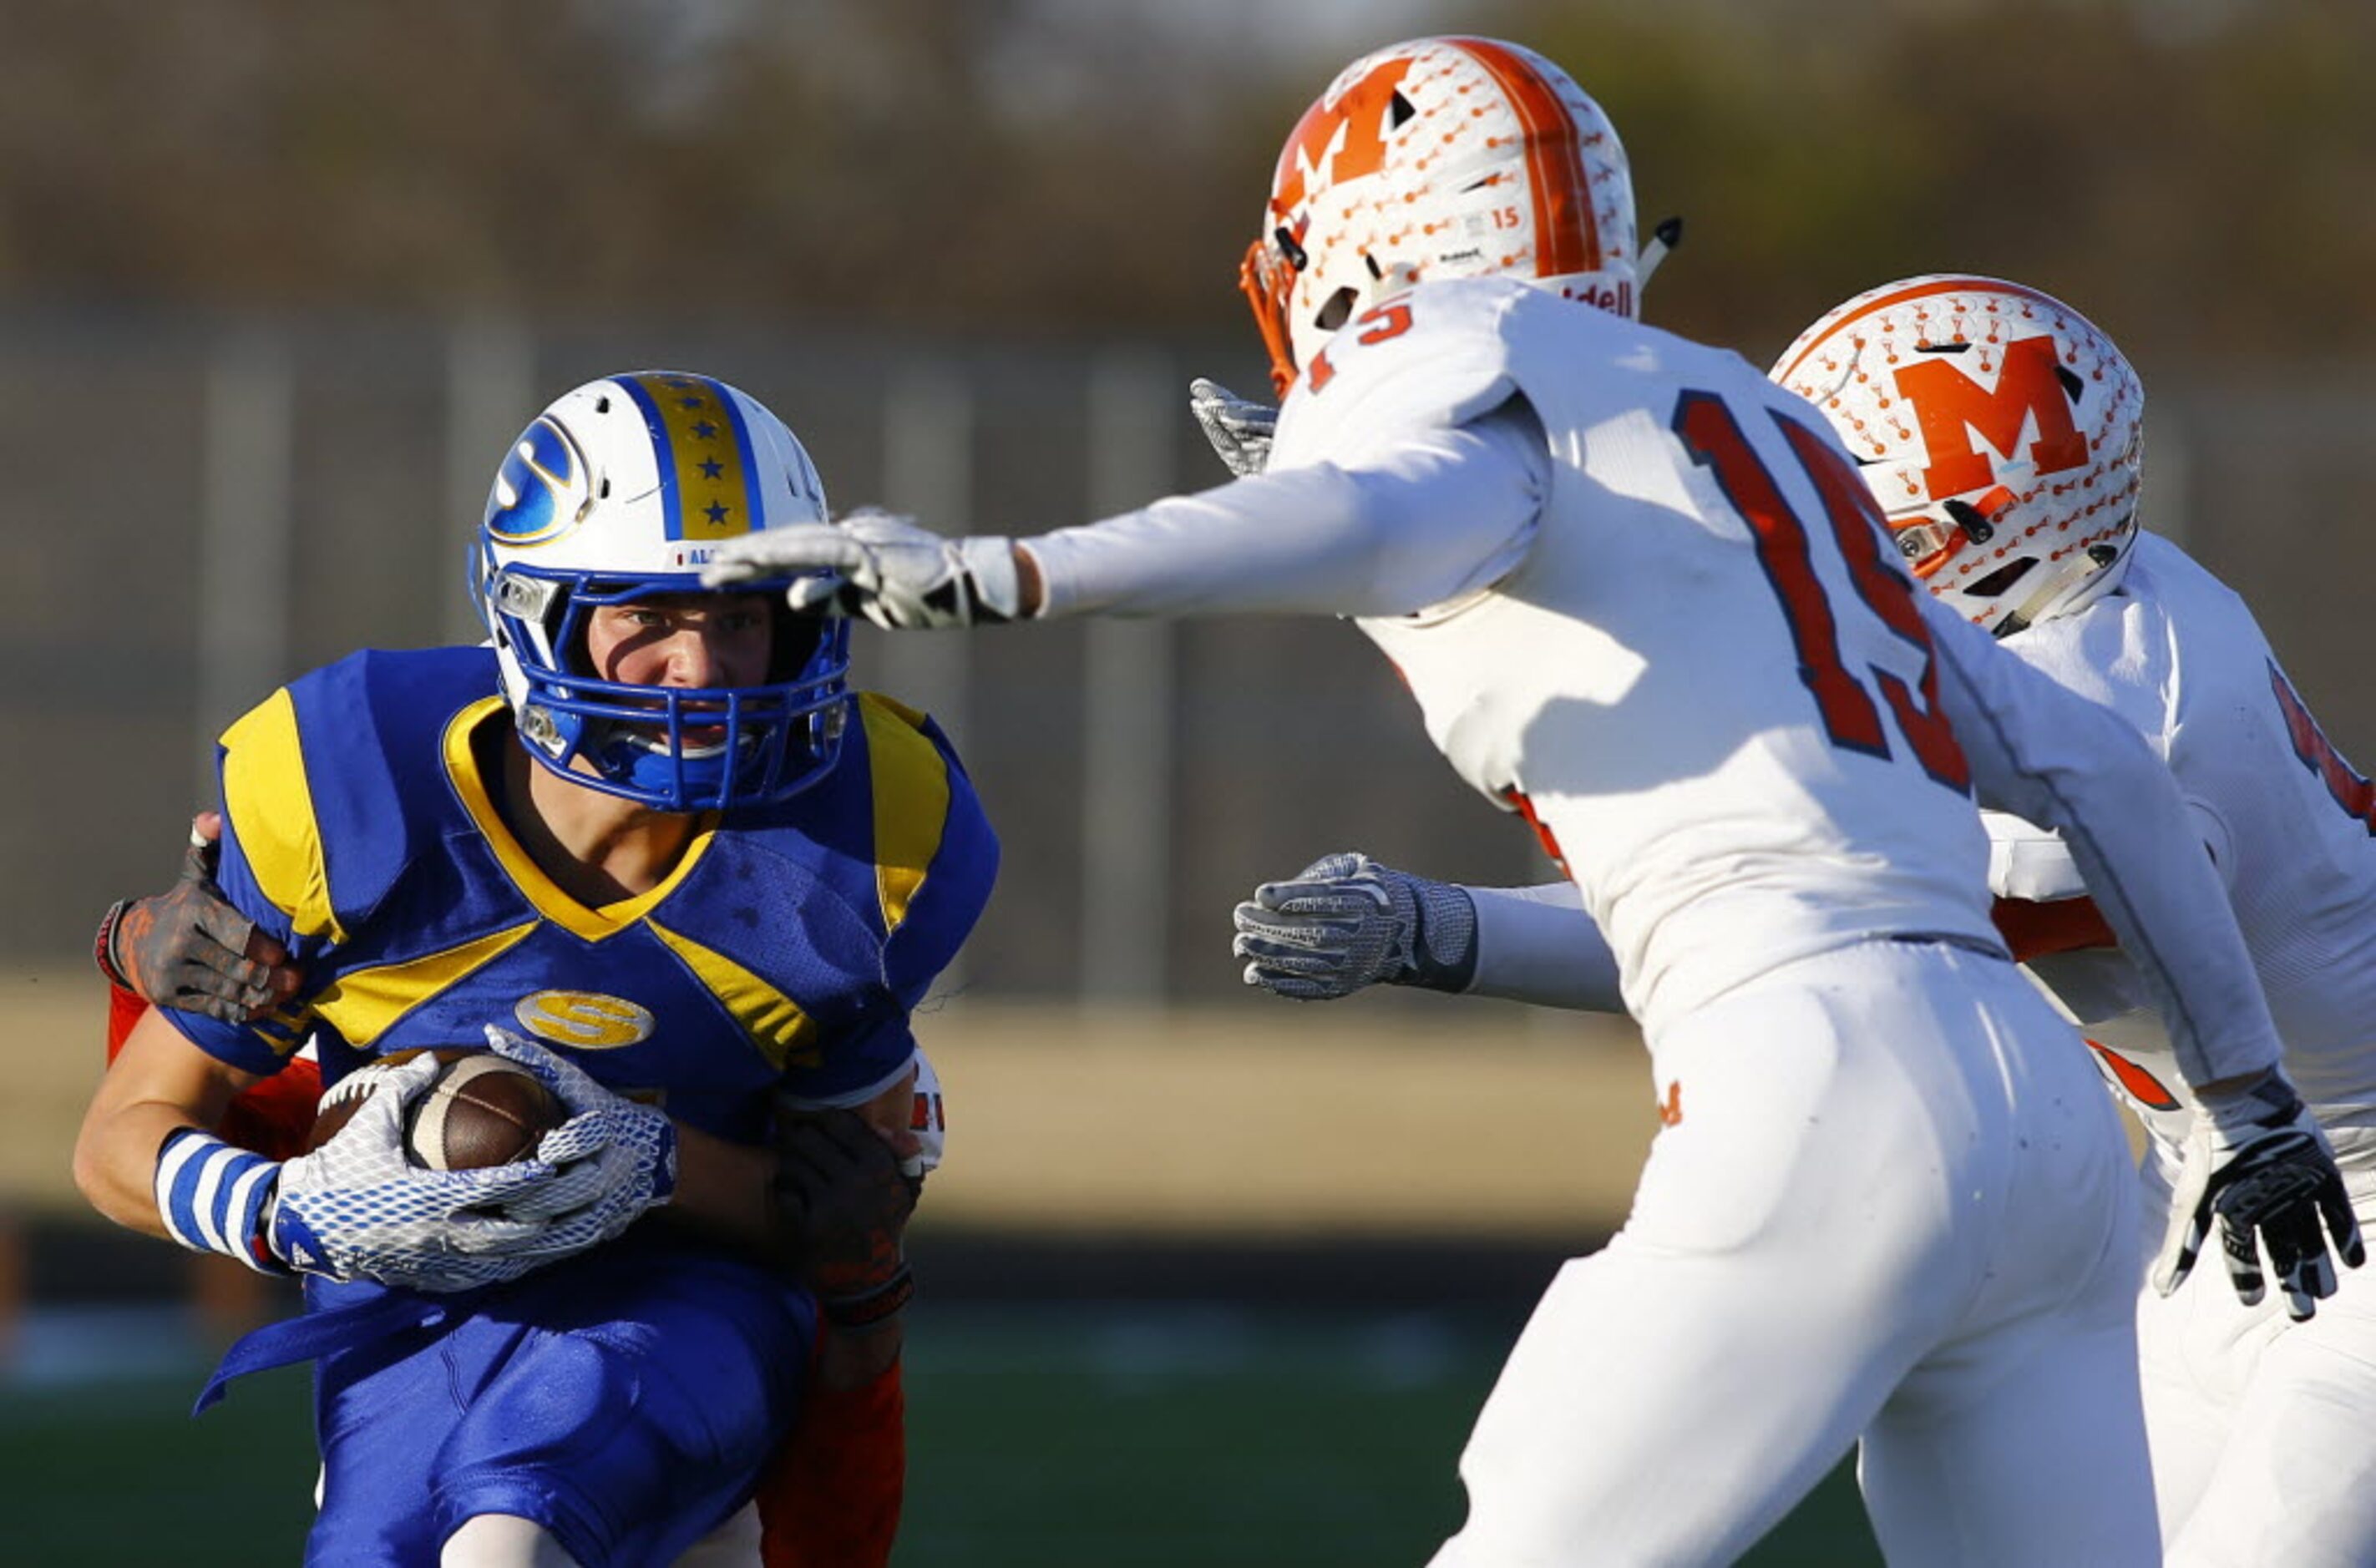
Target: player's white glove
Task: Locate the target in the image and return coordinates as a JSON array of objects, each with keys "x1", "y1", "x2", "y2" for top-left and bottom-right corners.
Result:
[
  {"x1": 702, "y1": 509, "x2": 1024, "y2": 630},
  {"x1": 480, "y1": 1026, "x2": 678, "y2": 1257},
  {"x1": 1188, "y1": 377, "x2": 1277, "y2": 478},
  {"x1": 2152, "y1": 1066, "x2": 2364, "y2": 1320},
  {"x1": 1232, "y1": 852, "x2": 1478, "y2": 1001},
  {"x1": 266, "y1": 1053, "x2": 574, "y2": 1293}
]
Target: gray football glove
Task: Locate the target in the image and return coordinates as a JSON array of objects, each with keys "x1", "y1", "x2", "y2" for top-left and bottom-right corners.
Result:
[
  {"x1": 702, "y1": 509, "x2": 1022, "y2": 630},
  {"x1": 1188, "y1": 377, "x2": 1277, "y2": 478},
  {"x1": 1232, "y1": 852, "x2": 1478, "y2": 1000},
  {"x1": 99, "y1": 814, "x2": 299, "y2": 1024},
  {"x1": 2153, "y1": 1067, "x2": 2365, "y2": 1320}
]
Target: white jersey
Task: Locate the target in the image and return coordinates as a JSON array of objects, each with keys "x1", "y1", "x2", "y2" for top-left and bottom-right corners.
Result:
[
  {"x1": 1028, "y1": 276, "x2": 2278, "y2": 1075},
  {"x1": 1265, "y1": 280, "x2": 2279, "y2": 1070},
  {"x1": 1016, "y1": 276, "x2": 2306, "y2": 1568},
  {"x1": 1985, "y1": 534, "x2": 2376, "y2": 1191}
]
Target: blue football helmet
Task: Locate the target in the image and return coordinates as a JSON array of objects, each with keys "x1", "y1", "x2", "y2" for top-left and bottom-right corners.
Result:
[{"x1": 472, "y1": 370, "x2": 852, "y2": 812}]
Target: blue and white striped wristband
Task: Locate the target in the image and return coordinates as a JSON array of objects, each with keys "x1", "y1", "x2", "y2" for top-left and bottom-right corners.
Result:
[{"x1": 155, "y1": 1128, "x2": 285, "y2": 1275}]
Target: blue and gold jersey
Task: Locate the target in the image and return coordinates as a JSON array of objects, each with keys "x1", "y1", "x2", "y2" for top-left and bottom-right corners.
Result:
[{"x1": 169, "y1": 646, "x2": 996, "y2": 1143}]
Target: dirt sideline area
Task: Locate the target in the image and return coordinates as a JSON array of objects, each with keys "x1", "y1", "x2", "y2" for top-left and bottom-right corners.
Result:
[{"x1": 3, "y1": 971, "x2": 1659, "y2": 1239}]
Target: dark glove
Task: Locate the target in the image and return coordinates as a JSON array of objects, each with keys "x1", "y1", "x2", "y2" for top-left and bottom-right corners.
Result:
[
  {"x1": 2154, "y1": 1067, "x2": 2366, "y2": 1320},
  {"x1": 96, "y1": 813, "x2": 298, "y2": 1024},
  {"x1": 773, "y1": 1108, "x2": 920, "y2": 1328}
]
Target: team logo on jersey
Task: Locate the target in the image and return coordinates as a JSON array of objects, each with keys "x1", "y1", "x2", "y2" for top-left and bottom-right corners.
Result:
[
  {"x1": 1892, "y1": 332, "x2": 2087, "y2": 501},
  {"x1": 484, "y1": 416, "x2": 594, "y2": 548},
  {"x1": 514, "y1": 991, "x2": 656, "y2": 1050}
]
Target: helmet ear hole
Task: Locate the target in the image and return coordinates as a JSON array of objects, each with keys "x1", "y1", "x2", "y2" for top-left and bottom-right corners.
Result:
[
  {"x1": 1315, "y1": 287, "x2": 1359, "y2": 333},
  {"x1": 1965, "y1": 558, "x2": 2038, "y2": 600}
]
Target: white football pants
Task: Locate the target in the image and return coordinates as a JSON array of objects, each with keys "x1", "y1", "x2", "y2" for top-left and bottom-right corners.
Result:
[
  {"x1": 2135, "y1": 1171, "x2": 2376, "y2": 1567},
  {"x1": 1431, "y1": 939, "x2": 2157, "y2": 1566}
]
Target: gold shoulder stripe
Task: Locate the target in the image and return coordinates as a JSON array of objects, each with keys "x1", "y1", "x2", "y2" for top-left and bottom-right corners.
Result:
[
  {"x1": 857, "y1": 692, "x2": 951, "y2": 937},
  {"x1": 220, "y1": 688, "x2": 346, "y2": 945},
  {"x1": 443, "y1": 696, "x2": 720, "y2": 942},
  {"x1": 651, "y1": 923, "x2": 821, "y2": 1072},
  {"x1": 311, "y1": 923, "x2": 540, "y2": 1050}
]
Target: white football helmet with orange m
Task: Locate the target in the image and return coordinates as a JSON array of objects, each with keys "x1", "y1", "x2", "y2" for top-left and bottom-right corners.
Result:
[
  {"x1": 1240, "y1": 36, "x2": 1639, "y2": 397},
  {"x1": 1773, "y1": 276, "x2": 2145, "y2": 636}
]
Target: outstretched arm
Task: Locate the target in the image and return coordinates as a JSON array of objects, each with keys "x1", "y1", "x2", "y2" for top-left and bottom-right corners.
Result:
[
  {"x1": 1927, "y1": 599, "x2": 2274, "y2": 1092},
  {"x1": 1927, "y1": 596, "x2": 2361, "y2": 1318},
  {"x1": 1466, "y1": 881, "x2": 1620, "y2": 1009},
  {"x1": 1234, "y1": 854, "x2": 1623, "y2": 1012},
  {"x1": 704, "y1": 407, "x2": 1547, "y2": 627}
]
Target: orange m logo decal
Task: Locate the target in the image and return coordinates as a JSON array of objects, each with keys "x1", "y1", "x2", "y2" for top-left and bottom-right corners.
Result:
[
  {"x1": 1270, "y1": 58, "x2": 1415, "y2": 218},
  {"x1": 1892, "y1": 334, "x2": 2087, "y2": 500}
]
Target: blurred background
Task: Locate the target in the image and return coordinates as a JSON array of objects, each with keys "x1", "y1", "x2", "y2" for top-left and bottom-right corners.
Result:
[{"x1": 3, "y1": 0, "x2": 2371, "y2": 1560}]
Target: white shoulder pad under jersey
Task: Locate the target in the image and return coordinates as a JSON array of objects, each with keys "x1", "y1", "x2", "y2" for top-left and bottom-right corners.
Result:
[
  {"x1": 1992, "y1": 536, "x2": 2376, "y2": 1187},
  {"x1": 1269, "y1": 278, "x2": 1521, "y2": 473}
]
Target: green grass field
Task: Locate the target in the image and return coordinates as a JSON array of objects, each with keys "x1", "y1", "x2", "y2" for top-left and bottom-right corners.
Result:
[{"x1": 0, "y1": 1303, "x2": 1877, "y2": 1565}]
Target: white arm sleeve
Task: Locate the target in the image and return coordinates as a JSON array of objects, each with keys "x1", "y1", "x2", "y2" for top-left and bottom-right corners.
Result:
[
  {"x1": 1463, "y1": 880, "x2": 1625, "y2": 1014},
  {"x1": 1925, "y1": 596, "x2": 2280, "y2": 1087},
  {"x1": 1984, "y1": 802, "x2": 2236, "y2": 903},
  {"x1": 1023, "y1": 404, "x2": 1547, "y2": 620}
]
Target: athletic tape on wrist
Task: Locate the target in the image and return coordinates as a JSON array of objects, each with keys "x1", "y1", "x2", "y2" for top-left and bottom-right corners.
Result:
[
  {"x1": 94, "y1": 899, "x2": 136, "y2": 994},
  {"x1": 155, "y1": 1127, "x2": 286, "y2": 1275},
  {"x1": 821, "y1": 1265, "x2": 914, "y2": 1328}
]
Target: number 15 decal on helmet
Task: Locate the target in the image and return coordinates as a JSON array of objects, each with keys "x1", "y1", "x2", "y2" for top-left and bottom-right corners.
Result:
[{"x1": 1772, "y1": 276, "x2": 2145, "y2": 638}]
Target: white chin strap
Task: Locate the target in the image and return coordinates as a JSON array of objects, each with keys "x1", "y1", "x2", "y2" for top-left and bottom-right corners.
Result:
[{"x1": 1996, "y1": 549, "x2": 2123, "y2": 639}]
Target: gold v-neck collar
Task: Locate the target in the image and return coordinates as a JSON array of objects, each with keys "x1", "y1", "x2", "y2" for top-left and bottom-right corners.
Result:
[{"x1": 442, "y1": 697, "x2": 720, "y2": 943}]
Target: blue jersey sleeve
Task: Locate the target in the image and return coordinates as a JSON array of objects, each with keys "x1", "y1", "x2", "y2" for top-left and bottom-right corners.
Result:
[
  {"x1": 167, "y1": 686, "x2": 342, "y2": 1074},
  {"x1": 867, "y1": 700, "x2": 999, "y2": 1011},
  {"x1": 768, "y1": 695, "x2": 996, "y2": 1108}
]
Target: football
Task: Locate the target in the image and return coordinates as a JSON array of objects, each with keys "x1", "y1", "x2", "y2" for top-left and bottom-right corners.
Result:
[{"x1": 305, "y1": 1047, "x2": 566, "y2": 1171}]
